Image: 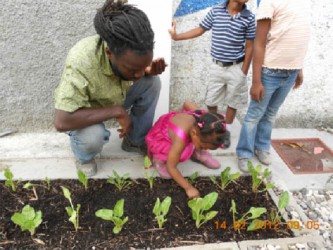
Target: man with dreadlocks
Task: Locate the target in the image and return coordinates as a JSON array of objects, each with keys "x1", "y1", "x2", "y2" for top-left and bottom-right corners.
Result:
[{"x1": 54, "y1": 0, "x2": 167, "y2": 176}]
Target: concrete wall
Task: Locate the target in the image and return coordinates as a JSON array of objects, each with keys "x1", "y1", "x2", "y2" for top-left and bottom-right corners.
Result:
[{"x1": 1, "y1": 0, "x2": 332, "y2": 132}]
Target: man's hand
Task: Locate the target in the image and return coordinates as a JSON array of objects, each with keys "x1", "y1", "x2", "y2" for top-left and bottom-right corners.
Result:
[
  {"x1": 250, "y1": 82, "x2": 265, "y2": 102},
  {"x1": 145, "y1": 57, "x2": 167, "y2": 76},
  {"x1": 116, "y1": 112, "x2": 131, "y2": 138},
  {"x1": 293, "y1": 70, "x2": 303, "y2": 89}
]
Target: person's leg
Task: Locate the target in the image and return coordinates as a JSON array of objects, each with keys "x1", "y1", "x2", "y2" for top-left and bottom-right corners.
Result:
[
  {"x1": 69, "y1": 123, "x2": 110, "y2": 163},
  {"x1": 254, "y1": 69, "x2": 299, "y2": 152},
  {"x1": 123, "y1": 75, "x2": 161, "y2": 147}
]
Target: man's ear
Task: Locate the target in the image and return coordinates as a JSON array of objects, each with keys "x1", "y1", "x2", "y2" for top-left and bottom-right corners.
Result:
[{"x1": 105, "y1": 47, "x2": 112, "y2": 60}]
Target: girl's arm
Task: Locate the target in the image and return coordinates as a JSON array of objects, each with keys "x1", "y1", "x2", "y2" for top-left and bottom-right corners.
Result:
[
  {"x1": 250, "y1": 19, "x2": 271, "y2": 102},
  {"x1": 241, "y1": 39, "x2": 254, "y2": 75},
  {"x1": 167, "y1": 137, "x2": 200, "y2": 198},
  {"x1": 169, "y1": 20, "x2": 206, "y2": 41}
]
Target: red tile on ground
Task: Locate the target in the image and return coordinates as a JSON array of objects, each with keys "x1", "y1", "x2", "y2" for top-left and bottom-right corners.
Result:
[{"x1": 272, "y1": 138, "x2": 333, "y2": 174}]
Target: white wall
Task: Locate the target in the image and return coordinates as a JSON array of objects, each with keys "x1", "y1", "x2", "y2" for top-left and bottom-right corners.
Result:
[{"x1": 129, "y1": 0, "x2": 173, "y2": 122}]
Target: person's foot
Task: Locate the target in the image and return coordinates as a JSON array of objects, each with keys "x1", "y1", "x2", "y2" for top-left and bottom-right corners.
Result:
[
  {"x1": 255, "y1": 150, "x2": 271, "y2": 165},
  {"x1": 75, "y1": 159, "x2": 97, "y2": 177},
  {"x1": 121, "y1": 136, "x2": 147, "y2": 156},
  {"x1": 238, "y1": 158, "x2": 250, "y2": 173},
  {"x1": 191, "y1": 149, "x2": 221, "y2": 169},
  {"x1": 152, "y1": 158, "x2": 171, "y2": 179},
  {"x1": 223, "y1": 130, "x2": 231, "y2": 149}
]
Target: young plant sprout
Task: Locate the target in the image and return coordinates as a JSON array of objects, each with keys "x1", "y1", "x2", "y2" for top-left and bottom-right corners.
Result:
[
  {"x1": 248, "y1": 161, "x2": 275, "y2": 193},
  {"x1": 60, "y1": 186, "x2": 81, "y2": 232},
  {"x1": 230, "y1": 199, "x2": 267, "y2": 231},
  {"x1": 77, "y1": 170, "x2": 88, "y2": 190},
  {"x1": 143, "y1": 156, "x2": 152, "y2": 169},
  {"x1": 270, "y1": 191, "x2": 290, "y2": 224},
  {"x1": 144, "y1": 169, "x2": 156, "y2": 190},
  {"x1": 152, "y1": 196, "x2": 172, "y2": 229},
  {"x1": 107, "y1": 170, "x2": 132, "y2": 191},
  {"x1": 210, "y1": 167, "x2": 240, "y2": 190},
  {"x1": 11, "y1": 205, "x2": 42, "y2": 235},
  {"x1": 95, "y1": 199, "x2": 128, "y2": 234},
  {"x1": 188, "y1": 192, "x2": 218, "y2": 228},
  {"x1": 44, "y1": 177, "x2": 51, "y2": 190},
  {"x1": 23, "y1": 182, "x2": 41, "y2": 200},
  {"x1": 187, "y1": 171, "x2": 199, "y2": 185},
  {"x1": 4, "y1": 168, "x2": 20, "y2": 192}
]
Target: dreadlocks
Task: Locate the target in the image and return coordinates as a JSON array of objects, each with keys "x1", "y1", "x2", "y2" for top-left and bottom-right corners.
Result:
[{"x1": 94, "y1": 0, "x2": 155, "y2": 56}]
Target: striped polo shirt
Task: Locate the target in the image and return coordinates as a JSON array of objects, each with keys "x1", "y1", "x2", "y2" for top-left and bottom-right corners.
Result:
[
  {"x1": 257, "y1": 0, "x2": 310, "y2": 69},
  {"x1": 200, "y1": 1, "x2": 256, "y2": 62}
]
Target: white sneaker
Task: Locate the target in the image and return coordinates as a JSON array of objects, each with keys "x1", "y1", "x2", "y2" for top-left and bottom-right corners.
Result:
[
  {"x1": 75, "y1": 159, "x2": 97, "y2": 177},
  {"x1": 238, "y1": 158, "x2": 250, "y2": 173},
  {"x1": 255, "y1": 150, "x2": 271, "y2": 165}
]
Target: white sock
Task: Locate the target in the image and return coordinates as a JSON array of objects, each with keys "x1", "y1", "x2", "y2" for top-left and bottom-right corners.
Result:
[{"x1": 226, "y1": 124, "x2": 232, "y2": 132}]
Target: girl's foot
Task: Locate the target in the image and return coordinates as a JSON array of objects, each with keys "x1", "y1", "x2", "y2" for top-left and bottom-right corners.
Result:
[
  {"x1": 152, "y1": 157, "x2": 171, "y2": 179},
  {"x1": 191, "y1": 149, "x2": 221, "y2": 169}
]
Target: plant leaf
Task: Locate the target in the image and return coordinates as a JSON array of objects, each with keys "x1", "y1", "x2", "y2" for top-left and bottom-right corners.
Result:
[
  {"x1": 114, "y1": 199, "x2": 124, "y2": 217},
  {"x1": 95, "y1": 209, "x2": 113, "y2": 221},
  {"x1": 278, "y1": 191, "x2": 290, "y2": 212}
]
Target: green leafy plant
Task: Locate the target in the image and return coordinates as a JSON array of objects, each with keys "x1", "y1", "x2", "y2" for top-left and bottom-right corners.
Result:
[
  {"x1": 230, "y1": 199, "x2": 267, "y2": 231},
  {"x1": 152, "y1": 196, "x2": 172, "y2": 229},
  {"x1": 107, "y1": 170, "x2": 132, "y2": 191},
  {"x1": 60, "y1": 186, "x2": 81, "y2": 232},
  {"x1": 144, "y1": 169, "x2": 156, "y2": 190},
  {"x1": 210, "y1": 167, "x2": 240, "y2": 190},
  {"x1": 144, "y1": 156, "x2": 152, "y2": 169},
  {"x1": 187, "y1": 172, "x2": 199, "y2": 185},
  {"x1": 77, "y1": 170, "x2": 88, "y2": 190},
  {"x1": 44, "y1": 177, "x2": 51, "y2": 190},
  {"x1": 4, "y1": 168, "x2": 20, "y2": 192},
  {"x1": 11, "y1": 205, "x2": 42, "y2": 235},
  {"x1": 248, "y1": 161, "x2": 275, "y2": 193},
  {"x1": 270, "y1": 191, "x2": 290, "y2": 223},
  {"x1": 188, "y1": 192, "x2": 218, "y2": 228},
  {"x1": 95, "y1": 199, "x2": 128, "y2": 234}
]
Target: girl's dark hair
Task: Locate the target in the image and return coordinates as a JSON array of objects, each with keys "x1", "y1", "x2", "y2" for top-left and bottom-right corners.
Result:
[
  {"x1": 193, "y1": 110, "x2": 227, "y2": 147},
  {"x1": 94, "y1": 0, "x2": 155, "y2": 56}
]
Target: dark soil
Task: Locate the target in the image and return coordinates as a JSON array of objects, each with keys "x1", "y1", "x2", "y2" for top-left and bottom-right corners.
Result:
[{"x1": 0, "y1": 176, "x2": 293, "y2": 249}]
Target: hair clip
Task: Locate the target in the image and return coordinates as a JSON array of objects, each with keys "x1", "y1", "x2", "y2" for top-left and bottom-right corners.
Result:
[
  {"x1": 219, "y1": 144, "x2": 225, "y2": 149},
  {"x1": 197, "y1": 121, "x2": 204, "y2": 128}
]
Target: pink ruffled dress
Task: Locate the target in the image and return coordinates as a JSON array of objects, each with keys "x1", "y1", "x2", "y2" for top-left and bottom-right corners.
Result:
[{"x1": 146, "y1": 111, "x2": 195, "y2": 162}]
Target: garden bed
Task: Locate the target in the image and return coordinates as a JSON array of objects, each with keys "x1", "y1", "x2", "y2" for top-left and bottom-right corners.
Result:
[{"x1": 0, "y1": 176, "x2": 293, "y2": 249}]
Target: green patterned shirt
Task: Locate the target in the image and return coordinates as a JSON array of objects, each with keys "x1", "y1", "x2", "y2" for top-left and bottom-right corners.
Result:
[{"x1": 54, "y1": 35, "x2": 132, "y2": 112}]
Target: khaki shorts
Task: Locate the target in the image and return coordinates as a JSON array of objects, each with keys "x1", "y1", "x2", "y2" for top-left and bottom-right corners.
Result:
[{"x1": 205, "y1": 62, "x2": 248, "y2": 110}]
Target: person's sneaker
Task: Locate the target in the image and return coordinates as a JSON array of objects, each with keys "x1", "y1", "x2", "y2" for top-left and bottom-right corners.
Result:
[
  {"x1": 75, "y1": 159, "x2": 97, "y2": 177},
  {"x1": 191, "y1": 149, "x2": 221, "y2": 169},
  {"x1": 255, "y1": 150, "x2": 271, "y2": 165},
  {"x1": 152, "y1": 157, "x2": 171, "y2": 179},
  {"x1": 121, "y1": 136, "x2": 147, "y2": 156},
  {"x1": 238, "y1": 158, "x2": 250, "y2": 173}
]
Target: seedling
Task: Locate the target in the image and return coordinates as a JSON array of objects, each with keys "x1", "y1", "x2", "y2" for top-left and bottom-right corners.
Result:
[
  {"x1": 144, "y1": 156, "x2": 152, "y2": 169},
  {"x1": 107, "y1": 170, "x2": 132, "y2": 191},
  {"x1": 95, "y1": 199, "x2": 128, "y2": 234},
  {"x1": 230, "y1": 199, "x2": 267, "y2": 231},
  {"x1": 4, "y1": 168, "x2": 20, "y2": 192},
  {"x1": 23, "y1": 182, "x2": 42, "y2": 200},
  {"x1": 270, "y1": 191, "x2": 290, "y2": 224},
  {"x1": 44, "y1": 177, "x2": 51, "y2": 190},
  {"x1": 210, "y1": 167, "x2": 240, "y2": 190},
  {"x1": 60, "y1": 186, "x2": 81, "y2": 232},
  {"x1": 77, "y1": 170, "x2": 88, "y2": 190},
  {"x1": 188, "y1": 192, "x2": 218, "y2": 228},
  {"x1": 248, "y1": 161, "x2": 275, "y2": 193},
  {"x1": 144, "y1": 169, "x2": 156, "y2": 190},
  {"x1": 11, "y1": 205, "x2": 42, "y2": 235},
  {"x1": 187, "y1": 171, "x2": 199, "y2": 185},
  {"x1": 153, "y1": 196, "x2": 172, "y2": 229}
]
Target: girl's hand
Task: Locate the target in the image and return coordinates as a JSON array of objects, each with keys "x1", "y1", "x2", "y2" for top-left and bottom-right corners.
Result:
[
  {"x1": 293, "y1": 70, "x2": 303, "y2": 89},
  {"x1": 168, "y1": 20, "x2": 178, "y2": 40},
  {"x1": 186, "y1": 186, "x2": 200, "y2": 199},
  {"x1": 250, "y1": 82, "x2": 265, "y2": 102}
]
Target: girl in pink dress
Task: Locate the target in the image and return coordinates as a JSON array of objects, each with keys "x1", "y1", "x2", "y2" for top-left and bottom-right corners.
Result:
[{"x1": 146, "y1": 101, "x2": 229, "y2": 198}]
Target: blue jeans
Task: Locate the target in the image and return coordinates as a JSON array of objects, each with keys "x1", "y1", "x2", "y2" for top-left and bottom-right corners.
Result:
[
  {"x1": 236, "y1": 68, "x2": 299, "y2": 159},
  {"x1": 68, "y1": 75, "x2": 161, "y2": 163}
]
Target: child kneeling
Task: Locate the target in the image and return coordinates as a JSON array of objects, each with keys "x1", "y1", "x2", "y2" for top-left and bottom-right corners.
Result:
[{"x1": 146, "y1": 101, "x2": 229, "y2": 198}]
